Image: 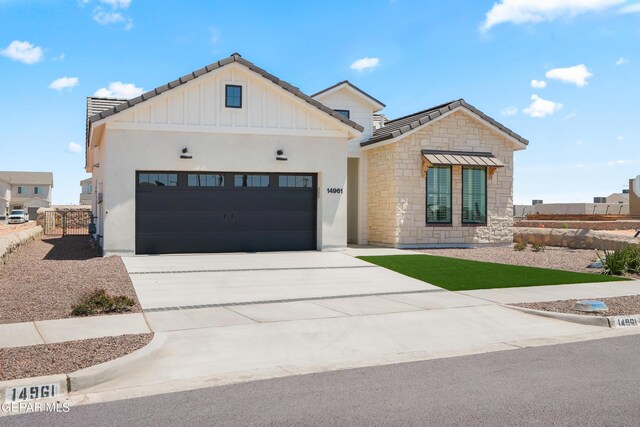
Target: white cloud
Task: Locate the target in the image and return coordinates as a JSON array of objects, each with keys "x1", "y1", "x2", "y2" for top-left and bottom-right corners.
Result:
[
  {"x1": 501, "y1": 106, "x2": 518, "y2": 116},
  {"x1": 66, "y1": 142, "x2": 82, "y2": 154},
  {"x1": 350, "y1": 57, "x2": 380, "y2": 72},
  {"x1": 606, "y1": 159, "x2": 639, "y2": 166},
  {"x1": 49, "y1": 76, "x2": 79, "y2": 90},
  {"x1": 0, "y1": 40, "x2": 43, "y2": 64},
  {"x1": 617, "y1": 135, "x2": 624, "y2": 140},
  {"x1": 209, "y1": 27, "x2": 221, "y2": 45},
  {"x1": 545, "y1": 64, "x2": 593, "y2": 87},
  {"x1": 618, "y1": 3, "x2": 640, "y2": 13},
  {"x1": 94, "y1": 81, "x2": 143, "y2": 98},
  {"x1": 523, "y1": 94, "x2": 563, "y2": 118},
  {"x1": 481, "y1": 0, "x2": 623, "y2": 31},
  {"x1": 576, "y1": 138, "x2": 584, "y2": 145},
  {"x1": 531, "y1": 79, "x2": 547, "y2": 88},
  {"x1": 52, "y1": 53, "x2": 66, "y2": 62},
  {"x1": 99, "y1": 0, "x2": 131, "y2": 8},
  {"x1": 616, "y1": 57, "x2": 629, "y2": 65},
  {"x1": 563, "y1": 111, "x2": 577, "y2": 120},
  {"x1": 93, "y1": 8, "x2": 125, "y2": 25}
]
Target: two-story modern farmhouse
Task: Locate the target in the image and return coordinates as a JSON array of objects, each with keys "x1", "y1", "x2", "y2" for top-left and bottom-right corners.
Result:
[
  {"x1": 85, "y1": 53, "x2": 527, "y2": 255},
  {"x1": 0, "y1": 171, "x2": 54, "y2": 219}
]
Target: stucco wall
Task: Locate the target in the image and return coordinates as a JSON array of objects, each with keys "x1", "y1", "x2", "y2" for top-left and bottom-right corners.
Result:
[
  {"x1": 366, "y1": 110, "x2": 518, "y2": 247},
  {"x1": 100, "y1": 129, "x2": 348, "y2": 254}
]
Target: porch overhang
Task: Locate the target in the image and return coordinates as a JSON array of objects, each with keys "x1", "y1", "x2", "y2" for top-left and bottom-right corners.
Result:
[{"x1": 421, "y1": 149, "x2": 505, "y2": 178}]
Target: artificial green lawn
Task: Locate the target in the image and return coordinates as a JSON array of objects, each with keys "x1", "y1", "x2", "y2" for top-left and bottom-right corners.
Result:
[{"x1": 358, "y1": 255, "x2": 629, "y2": 291}]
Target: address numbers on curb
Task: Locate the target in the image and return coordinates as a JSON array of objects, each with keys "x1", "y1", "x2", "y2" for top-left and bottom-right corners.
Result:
[
  {"x1": 5, "y1": 384, "x2": 60, "y2": 403},
  {"x1": 610, "y1": 316, "x2": 640, "y2": 328}
]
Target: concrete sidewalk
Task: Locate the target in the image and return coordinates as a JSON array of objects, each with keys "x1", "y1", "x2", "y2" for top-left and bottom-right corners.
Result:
[
  {"x1": 461, "y1": 281, "x2": 640, "y2": 304},
  {"x1": 0, "y1": 313, "x2": 150, "y2": 349}
]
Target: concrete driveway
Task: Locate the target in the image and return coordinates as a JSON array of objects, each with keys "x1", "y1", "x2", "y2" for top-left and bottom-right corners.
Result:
[{"x1": 122, "y1": 251, "x2": 441, "y2": 310}]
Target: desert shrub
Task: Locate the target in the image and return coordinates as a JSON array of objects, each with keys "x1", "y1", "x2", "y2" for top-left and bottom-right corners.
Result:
[
  {"x1": 71, "y1": 289, "x2": 135, "y2": 317},
  {"x1": 602, "y1": 249, "x2": 628, "y2": 276},
  {"x1": 530, "y1": 241, "x2": 546, "y2": 252},
  {"x1": 622, "y1": 245, "x2": 640, "y2": 274},
  {"x1": 514, "y1": 241, "x2": 527, "y2": 251},
  {"x1": 561, "y1": 223, "x2": 569, "y2": 229}
]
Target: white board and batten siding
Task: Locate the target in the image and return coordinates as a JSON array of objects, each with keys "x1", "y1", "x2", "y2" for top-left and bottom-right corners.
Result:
[
  {"x1": 109, "y1": 63, "x2": 349, "y2": 138},
  {"x1": 92, "y1": 62, "x2": 357, "y2": 254}
]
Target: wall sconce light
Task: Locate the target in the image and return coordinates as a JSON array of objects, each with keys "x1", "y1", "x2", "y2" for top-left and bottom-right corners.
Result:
[
  {"x1": 276, "y1": 149, "x2": 288, "y2": 161},
  {"x1": 180, "y1": 147, "x2": 192, "y2": 159},
  {"x1": 93, "y1": 163, "x2": 100, "y2": 168}
]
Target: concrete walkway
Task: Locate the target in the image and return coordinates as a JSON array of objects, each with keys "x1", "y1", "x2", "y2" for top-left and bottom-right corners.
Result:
[
  {"x1": 461, "y1": 280, "x2": 640, "y2": 304},
  {"x1": 0, "y1": 313, "x2": 150, "y2": 349}
]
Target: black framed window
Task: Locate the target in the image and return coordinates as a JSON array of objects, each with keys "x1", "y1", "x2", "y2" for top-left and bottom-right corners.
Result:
[
  {"x1": 138, "y1": 173, "x2": 178, "y2": 187},
  {"x1": 278, "y1": 175, "x2": 313, "y2": 188},
  {"x1": 17, "y1": 186, "x2": 24, "y2": 194},
  {"x1": 334, "y1": 109, "x2": 350, "y2": 119},
  {"x1": 426, "y1": 166, "x2": 451, "y2": 224},
  {"x1": 225, "y1": 84, "x2": 242, "y2": 108},
  {"x1": 188, "y1": 174, "x2": 224, "y2": 187},
  {"x1": 462, "y1": 167, "x2": 487, "y2": 224},
  {"x1": 34, "y1": 186, "x2": 40, "y2": 195},
  {"x1": 234, "y1": 174, "x2": 269, "y2": 187}
]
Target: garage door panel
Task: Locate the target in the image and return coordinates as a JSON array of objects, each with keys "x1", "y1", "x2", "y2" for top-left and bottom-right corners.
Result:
[{"x1": 136, "y1": 172, "x2": 317, "y2": 254}]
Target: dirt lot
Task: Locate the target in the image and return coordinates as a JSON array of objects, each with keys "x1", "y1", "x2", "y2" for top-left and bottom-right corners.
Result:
[
  {"x1": 416, "y1": 245, "x2": 601, "y2": 273},
  {"x1": 0, "y1": 334, "x2": 153, "y2": 381},
  {"x1": 0, "y1": 220, "x2": 36, "y2": 236},
  {"x1": 0, "y1": 235, "x2": 141, "y2": 324}
]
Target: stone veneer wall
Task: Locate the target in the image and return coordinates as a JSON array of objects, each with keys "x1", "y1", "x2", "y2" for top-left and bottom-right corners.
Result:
[{"x1": 367, "y1": 110, "x2": 518, "y2": 247}]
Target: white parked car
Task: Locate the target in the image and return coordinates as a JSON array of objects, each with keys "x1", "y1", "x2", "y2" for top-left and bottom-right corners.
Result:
[{"x1": 7, "y1": 210, "x2": 29, "y2": 224}]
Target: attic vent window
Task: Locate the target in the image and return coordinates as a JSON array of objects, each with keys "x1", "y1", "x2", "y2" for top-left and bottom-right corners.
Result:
[
  {"x1": 225, "y1": 84, "x2": 242, "y2": 108},
  {"x1": 334, "y1": 109, "x2": 350, "y2": 119}
]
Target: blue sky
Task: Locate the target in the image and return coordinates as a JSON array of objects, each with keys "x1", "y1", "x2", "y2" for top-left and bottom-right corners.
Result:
[{"x1": 0, "y1": 0, "x2": 638, "y2": 205}]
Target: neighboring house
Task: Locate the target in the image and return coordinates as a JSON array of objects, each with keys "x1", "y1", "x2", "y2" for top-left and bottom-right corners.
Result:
[
  {"x1": 0, "y1": 171, "x2": 54, "y2": 219},
  {"x1": 607, "y1": 191, "x2": 629, "y2": 204},
  {"x1": 80, "y1": 177, "x2": 93, "y2": 205},
  {"x1": 85, "y1": 53, "x2": 527, "y2": 255}
]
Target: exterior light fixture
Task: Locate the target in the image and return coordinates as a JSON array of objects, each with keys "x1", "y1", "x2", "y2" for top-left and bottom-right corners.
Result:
[
  {"x1": 93, "y1": 163, "x2": 100, "y2": 168},
  {"x1": 180, "y1": 147, "x2": 192, "y2": 159},
  {"x1": 276, "y1": 149, "x2": 288, "y2": 161}
]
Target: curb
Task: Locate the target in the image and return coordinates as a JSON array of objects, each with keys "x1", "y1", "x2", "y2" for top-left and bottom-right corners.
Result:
[
  {"x1": 68, "y1": 332, "x2": 167, "y2": 392},
  {"x1": 0, "y1": 334, "x2": 164, "y2": 413},
  {"x1": 504, "y1": 305, "x2": 640, "y2": 329},
  {"x1": 0, "y1": 374, "x2": 69, "y2": 416}
]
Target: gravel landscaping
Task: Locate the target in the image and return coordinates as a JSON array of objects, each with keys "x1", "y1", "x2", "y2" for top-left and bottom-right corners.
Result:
[
  {"x1": 0, "y1": 221, "x2": 36, "y2": 236},
  {"x1": 513, "y1": 295, "x2": 640, "y2": 317},
  {"x1": 0, "y1": 333, "x2": 153, "y2": 381},
  {"x1": 415, "y1": 246, "x2": 602, "y2": 274},
  {"x1": 0, "y1": 235, "x2": 141, "y2": 324}
]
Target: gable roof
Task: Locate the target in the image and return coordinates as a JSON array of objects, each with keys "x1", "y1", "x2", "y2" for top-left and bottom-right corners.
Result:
[
  {"x1": 360, "y1": 99, "x2": 529, "y2": 147},
  {"x1": 0, "y1": 171, "x2": 54, "y2": 187},
  {"x1": 86, "y1": 53, "x2": 364, "y2": 133},
  {"x1": 311, "y1": 80, "x2": 386, "y2": 111}
]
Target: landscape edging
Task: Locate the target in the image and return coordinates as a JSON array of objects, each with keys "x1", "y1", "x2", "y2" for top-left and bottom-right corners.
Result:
[{"x1": 0, "y1": 226, "x2": 43, "y2": 269}]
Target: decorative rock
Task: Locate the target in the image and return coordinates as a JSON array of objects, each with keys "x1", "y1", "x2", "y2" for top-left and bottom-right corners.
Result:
[{"x1": 574, "y1": 300, "x2": 608, "y2": 312}]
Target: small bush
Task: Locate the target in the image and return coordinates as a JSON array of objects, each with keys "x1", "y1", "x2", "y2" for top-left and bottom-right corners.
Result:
[
  {"x1": 530, "y1": 241, "x2": 546, "y2": 252},
  {"x1": 71, "y1": 289, "x2": 135, "y2": 317},
  {"x1": 622, "y1": 245, "x2": 640, "y2": 274},
  {"x1": 513, "y1": 241, "x2": 527, "y2": 251},
  {"x1": 602, "y1": 249, "x2": 628, "y2": 276},
  {"x1": 71, "y1": 303, "x2": 94, "y2": 317},
  {"x1": 561, "y1": 223, "x2": 569, "y2": 229}
]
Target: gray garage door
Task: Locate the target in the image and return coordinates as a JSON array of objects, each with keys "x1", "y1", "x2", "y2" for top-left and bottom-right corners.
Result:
[{"x1": 135, "y1": 171, "x2": 317, "y2": 254}]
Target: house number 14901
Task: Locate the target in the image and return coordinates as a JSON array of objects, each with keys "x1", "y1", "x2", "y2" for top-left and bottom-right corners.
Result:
[{"x1": 326, "y1": 188, "x2": 343, "y2": 194}]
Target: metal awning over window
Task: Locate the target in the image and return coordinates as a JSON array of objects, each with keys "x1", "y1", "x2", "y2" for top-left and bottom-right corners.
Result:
[{"x1": 421, "y1": 150, "x2": 504, "y2": 178}]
